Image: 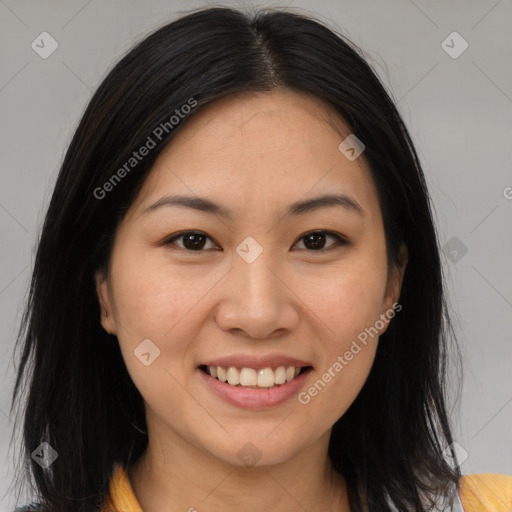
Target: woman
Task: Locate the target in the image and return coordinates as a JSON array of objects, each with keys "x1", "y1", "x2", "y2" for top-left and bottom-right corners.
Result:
[{"x1": 10, "y1": 6, "x2": 511, "y2": 512}]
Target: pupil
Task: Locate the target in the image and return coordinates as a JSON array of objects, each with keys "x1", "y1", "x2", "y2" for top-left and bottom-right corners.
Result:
[
  {"x1": 184, "y1": 234, "x2": 205, "y2": 250},
  {"x1": 305, "y1": 233, "x2": 325, "y2": 250}
]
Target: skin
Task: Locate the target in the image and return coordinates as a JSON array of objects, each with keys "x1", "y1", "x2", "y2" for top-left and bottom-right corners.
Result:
[{"x1": 96, "y1": 87, "x2": 408, "y2": 512}]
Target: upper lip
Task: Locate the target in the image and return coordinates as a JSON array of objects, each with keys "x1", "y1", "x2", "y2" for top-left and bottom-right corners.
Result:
[{"x1": 200, "y1": 354, "x2": 313, "y2": 369}]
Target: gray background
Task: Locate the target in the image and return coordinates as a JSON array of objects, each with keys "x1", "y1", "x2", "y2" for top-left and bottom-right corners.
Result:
[{"x1": 1, "y1": 0, "x2": 511, "y2": 508}]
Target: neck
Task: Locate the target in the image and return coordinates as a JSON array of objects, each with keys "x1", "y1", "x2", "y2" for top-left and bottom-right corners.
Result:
[{"x1": 128, "y1": 427, "x2": 350, "y2": 512}]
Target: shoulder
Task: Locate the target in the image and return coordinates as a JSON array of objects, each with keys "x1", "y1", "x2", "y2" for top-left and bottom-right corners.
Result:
[{"x1": 459, "y1": 473, "x2": 512, "y2": 511}]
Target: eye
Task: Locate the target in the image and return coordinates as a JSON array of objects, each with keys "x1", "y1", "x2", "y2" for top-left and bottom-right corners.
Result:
[
  {"x1": 164, "y1": 230, "x2": 349, "y2": 252},
  {"x1": 293, "y1": 230, "x2": 349, "y2": 252},
  {"x1": 164, "y1": 231, "x2": 218, "y2": 251}
]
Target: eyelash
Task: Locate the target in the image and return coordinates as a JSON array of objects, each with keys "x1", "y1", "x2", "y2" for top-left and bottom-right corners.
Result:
[{"x1": 163, "y1": 230, "x2": 350, "y2": 253}]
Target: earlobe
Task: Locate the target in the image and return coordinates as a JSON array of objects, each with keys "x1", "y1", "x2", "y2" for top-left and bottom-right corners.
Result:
[
  {"x1": 395, "y1": 243, "x2": 408, "y2": 301},
  {"x1": 380, "y1": 244, "x2": 408, "y2": 334},
  {"x1": 388, "y1": 244, "x2": 408, "y2": 305},
  {"x1": 95, "y1": 269, "x2": 115, "y2": 335}
]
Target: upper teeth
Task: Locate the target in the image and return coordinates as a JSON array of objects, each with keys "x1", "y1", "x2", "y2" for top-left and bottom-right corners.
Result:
[{"x1": 207, "y1": 366, "x2": 302, "y2": 388}]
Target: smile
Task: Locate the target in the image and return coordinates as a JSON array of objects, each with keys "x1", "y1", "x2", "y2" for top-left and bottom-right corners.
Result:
[
  {"x1": 197, "y1": 364, "x2": 314, "y2": 409},
  {"x1": 199, "y1": 364, "x2": 312, "y2": 389}
]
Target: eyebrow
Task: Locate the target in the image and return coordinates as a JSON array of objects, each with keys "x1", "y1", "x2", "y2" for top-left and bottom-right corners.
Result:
[{"x1": 142, "y1": 193, "x2": 364, "y2": 219}]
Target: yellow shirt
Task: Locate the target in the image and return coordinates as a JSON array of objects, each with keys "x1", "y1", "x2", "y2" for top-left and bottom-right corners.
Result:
[{"x1": 101, "y1": 464, "x2": 512, "y2": 511}]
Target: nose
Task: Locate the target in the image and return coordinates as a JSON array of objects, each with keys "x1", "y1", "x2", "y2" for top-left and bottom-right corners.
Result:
[{"x1": 214, "y1": 249, "x2": 300, "y2": 339}]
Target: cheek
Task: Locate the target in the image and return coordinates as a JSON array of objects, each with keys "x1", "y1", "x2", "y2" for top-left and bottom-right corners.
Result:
[
  {"x1": 107, "y1": 249, "x2": 201, "y2": 396},
  {"x1": 298, "y1": 256, "x2": 386, "y2": 408},
  {"x1": 305, "y1": 349, "x2": 376, "y2": 425},
  {"x1": 300, "y1": 276, "x2": 381, "y2": 419},
  {"x1": 109, "y1": 252, "x2": 194, "y2": 412},
  {"x1": 302, "y1": 261, "x2": 388, "y2": 344},
  {"x1": 110, "y1": 246, "x2": 199, "y2": 338}
]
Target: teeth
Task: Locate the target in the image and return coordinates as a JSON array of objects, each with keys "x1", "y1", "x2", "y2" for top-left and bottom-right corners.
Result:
[
  {"x1": 240, "y1": 368, "x2": 257, "y2": 386},
  {"x1": 217, "y1": 367, "x2": 227, "y2": 382},
  {"x1": 274, "y1": 366, "x2": 286, "y2": 385},
  {"x1": 227, "y1": 367, "x2": 240, "y2": 385},
  {"x1": 206, "y1": 365, "x2": 305, "y2": 388},
  {"x1": 257, "y1": 368, "x2": 274, "y2": 388}
]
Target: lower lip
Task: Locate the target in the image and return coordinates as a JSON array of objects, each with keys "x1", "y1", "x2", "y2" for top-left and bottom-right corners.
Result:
[{"x1": 198, "y1": 367, "x2": 312, "y2": 409}]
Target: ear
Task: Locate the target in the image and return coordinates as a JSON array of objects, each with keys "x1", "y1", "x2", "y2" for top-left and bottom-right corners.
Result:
[
  {"x1": 379, "y1": 244, "x2": 408, "y2": 334},
  {"x1": 95, "y1": 269, "x2": 116, "y2": 335}
]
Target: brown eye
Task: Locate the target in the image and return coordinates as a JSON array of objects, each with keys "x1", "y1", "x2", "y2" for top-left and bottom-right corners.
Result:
[
  {"x1": 165, "y1": 231, "x2": 217, "y2": 251},
  {"x1": 164, "y1": 230, "x2": 349, "y2": 253},
  {"x1": 294, "y1": 231, "x2": 348, "y2": 251}
]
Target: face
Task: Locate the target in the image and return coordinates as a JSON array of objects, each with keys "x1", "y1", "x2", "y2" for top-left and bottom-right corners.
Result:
[{"x1": 96, "y1": 88, "x2": 407, "y2": 468}]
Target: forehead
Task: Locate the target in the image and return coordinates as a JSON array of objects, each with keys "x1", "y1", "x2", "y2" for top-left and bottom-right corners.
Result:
[
  {"x1": 129, "y1": 88, "x2": 380, "y2": 225},
  {"x1": 165, "y1": 88, "x2": 353, "y2": 156}
]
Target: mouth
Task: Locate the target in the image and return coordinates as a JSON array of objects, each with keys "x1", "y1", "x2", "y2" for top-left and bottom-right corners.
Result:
[{"x1": 198, "y1": 364, "x2": 314, "y2": 390}]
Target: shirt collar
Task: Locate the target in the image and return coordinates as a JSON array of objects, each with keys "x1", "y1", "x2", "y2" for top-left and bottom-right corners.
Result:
[{"x1": 102, "y1": 463, "x2": 143, "y2": 512}]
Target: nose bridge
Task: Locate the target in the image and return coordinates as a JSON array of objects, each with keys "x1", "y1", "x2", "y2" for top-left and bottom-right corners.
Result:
[
  {"x1": 233, "y1": 239, "x2": 282, "y2": 304},
  {"x1": 214, "y1": 236, "x2": 298, "y2": 338}
]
